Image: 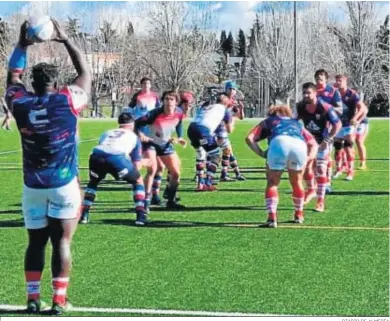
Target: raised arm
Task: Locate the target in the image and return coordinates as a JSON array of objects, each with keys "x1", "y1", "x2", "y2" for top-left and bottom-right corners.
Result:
[
  {"x1": 51, "y1": 19, "x2": 91, "y2": 95},
  {"x1": 7, "y1": 21, "x2": 34, "y2": 88}
]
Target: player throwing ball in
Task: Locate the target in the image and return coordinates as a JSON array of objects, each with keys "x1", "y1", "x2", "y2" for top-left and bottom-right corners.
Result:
[
  {"x1": 79, "y1": 112, "x2": 148, "y2": 225},
  {"x1": 5, "y1": 19, "x2": 90, "y2": 314},
  {"x1": 246, "y1": 105, "x2": 318, "y2": 228}
]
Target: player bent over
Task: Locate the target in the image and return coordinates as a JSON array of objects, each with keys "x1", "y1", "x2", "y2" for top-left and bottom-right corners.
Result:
[
  {"x1": 79, "y1": 113, "x2": 148, "y2": 225},
  {"x1": 246, "y1": 105, "x2": 318, "y2": 228},
  {"x1": 5, "y1": 20, "x2": 91, "y2": 314},
  {"x1": 135, "y1": 90, "x2": 186, "y2": 210},
  {"x1": 187, "y1": 93, "x2": 233, "y2": 190}
]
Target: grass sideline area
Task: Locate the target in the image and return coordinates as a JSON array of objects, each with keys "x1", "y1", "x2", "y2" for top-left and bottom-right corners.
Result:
[{"x1": 0, "y1": 119, "x2": 388, "y2": 317}]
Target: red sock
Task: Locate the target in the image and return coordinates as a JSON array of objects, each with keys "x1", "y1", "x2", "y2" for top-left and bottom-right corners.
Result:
[
  {"x1": 52, "y1": 277, "x2": 69, "y2": 306},
  {"x1": 316, "y1": 176, "x2": 327, "y2": 202},
  {"x1": 327, "y1": 158, "x2": 333, "y2": 182},
  {"x1": 265, "y1": 187, "x2": 279, "y2": 221},
  {"x1": 292, "y1": 186, "x2": 305, "y2": 217},
  {"x1": 335, "y1": 151, "x2": 343, "y2": 172},
  {"x1": 25, "y1": 271, "x2": 42, "y2": 301},
  {"x1": 304, "y1": 172, "x2": 316, "y2": 192}
]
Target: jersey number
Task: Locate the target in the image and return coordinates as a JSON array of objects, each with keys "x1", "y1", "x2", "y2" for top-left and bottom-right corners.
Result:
[{"x1": 29, "y1": 109, "x2": 49, "y2": 125}]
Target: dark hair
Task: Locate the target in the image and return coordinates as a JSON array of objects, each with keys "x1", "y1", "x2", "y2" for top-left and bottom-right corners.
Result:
[
  {"x1": 216, "y1": 92, "x2": 228, "y2": 103},
  {"x1": 302, "y1": 82, "x2": 316, "y2": 91},
  {"x1": 31, "y1": 63, "x2": 59, "y2": 87},
  {"x1": 314, "y1": 69, "x2": 328, "y2": 79},
  {"x1": 162, "y1": 90, "x2": 180, "y2": 102},
  {"x1": 140, "y1": 77, "x2": 152, "y2": 85},
  {"x1": 118, "y1": 112, "x2": 135, "y2": 124}
]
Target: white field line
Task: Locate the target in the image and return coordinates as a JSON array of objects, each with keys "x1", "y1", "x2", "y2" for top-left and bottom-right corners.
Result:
[{"x1": 0, "y1": 304, "x2": 290, "y2": 316}]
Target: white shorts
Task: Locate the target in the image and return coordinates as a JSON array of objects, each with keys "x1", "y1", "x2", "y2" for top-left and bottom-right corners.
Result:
[
  {"x1": 356, "y1": 123, "x2": 369, "y2": 136},
  {"x1": 23, "y1": 178, "x2": 81, "y2": 229},
  {"x1": 336, "y1": 126, "x2": 356, "y2": 139},
  {"x1": 267, "y1": 136, "x2": 307, "y2": 171}
]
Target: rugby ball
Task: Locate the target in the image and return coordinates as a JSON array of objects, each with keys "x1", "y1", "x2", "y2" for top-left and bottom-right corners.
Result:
[{"x1": 27, "y1": 15, "x2": 54, "y2": 42}]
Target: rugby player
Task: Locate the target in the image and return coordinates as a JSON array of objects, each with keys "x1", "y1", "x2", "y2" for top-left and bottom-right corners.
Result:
[
  {"x1": 218, "y1": 81, "x2": 246, "y2": 181},
  {"x1": 187, "y1": 93, "x2": 233, "y2": 190},
  {"x1": 295, "y1": 82, "x2": 341, "y2": 212},
  {"x1": 314, "y1": 69, "x2": 342, "y2": 192},
  {"x1": 5, "y1": 19, "x2": 90, "y2": 314},
  {"x1": 333, "y1": 74, "x2": 368, "y2": 180},
  {"x1": 135, "y1": 90, "x2": 186, "y2": 210},
  {"x1": 1, "y1": 97, "x2": 12, "y2": 130},
  {"x1": 79, "y1": 112, "x2": 148, "y2": 225},
  {"x1": 246, "y1": 105, "x2": 318, "y2": 228}
]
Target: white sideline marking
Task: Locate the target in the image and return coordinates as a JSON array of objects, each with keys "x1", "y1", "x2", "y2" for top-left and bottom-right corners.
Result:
[{"x1": 0, "y1": 304, "x2": 286, "y2": 316}]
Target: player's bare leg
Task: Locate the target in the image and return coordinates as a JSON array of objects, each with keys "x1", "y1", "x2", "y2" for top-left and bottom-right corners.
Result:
[
  {"x1": 143, "y1": 149, "x2": 158, "y2": 212},
  {"x1": 333, "y1": 140, "x2": 345, "y2": 179},
  {"x1": 303, "y1": 159, "x2": 316, "y2": 204},
  {"x1": 1, "y1": 113, "x2": 11, "y2": 130},
  {"x1": 160, "y1": 153, "x2": 183, "y2": 209},
  {"x1": 49, "y1": 216, "x2": 78, "y2": 314},
  {"x1": 25, "y1": 228, "x2": 50, "y2": 313},
  {"x1": 356, "y1": 130, "x2": 368, "y2": 170},
  {"x1": 344, "y1": 133, "x2": 356, "y2": 181}
]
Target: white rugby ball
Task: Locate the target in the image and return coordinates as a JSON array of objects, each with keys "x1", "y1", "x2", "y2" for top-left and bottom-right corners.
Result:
[{"x1": 27, "y1": 15, "x2": 54, "y2": 42}]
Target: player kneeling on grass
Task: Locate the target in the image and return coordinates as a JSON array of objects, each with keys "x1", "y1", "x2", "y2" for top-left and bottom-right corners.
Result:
[
  {"x1": 246, "y1": 105, "x2": 318, "y2": 228},
  {"x1": 135, "y1": 90, "x2": 186, "y2": 210},
  {"x1": 6, "y1": 20, "x2": 91, "y2": 314},
  {"x1": 80, "y1": 112, "x2": 149, "y2": 225}
]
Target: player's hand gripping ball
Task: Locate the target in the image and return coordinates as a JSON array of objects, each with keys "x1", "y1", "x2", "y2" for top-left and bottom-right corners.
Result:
[{"x1": 26, "y1": 15, "x2": 54, "y2": 42}]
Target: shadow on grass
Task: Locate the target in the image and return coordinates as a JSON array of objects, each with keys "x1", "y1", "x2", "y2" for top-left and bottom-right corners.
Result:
[
  {"x1": 329, "y1": 191, "x2": 388, "y2": 196},
  {"x1": 0, "y1": 308, "x2": 56, "y2": 316},
  {"x1": 0, "y1": 209, "x2": 22, "y2": 215},
  {"x1": 89, "y1": 205, "x2": 292, "y2": 214},
  {"x1": 98, "y1": 219, "x2": 301, "y2": 229},
  {"x1": 0, "y1": 219, "x2": 24, "y2": 228}
]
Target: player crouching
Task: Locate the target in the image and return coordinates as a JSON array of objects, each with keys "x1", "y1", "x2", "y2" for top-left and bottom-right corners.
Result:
[
  {"x1": 246, "y1": 105, "x2": 318, "y2": 228},
  {"x1": 80, "y1": 112, "x2": 149, "y2": 225}
]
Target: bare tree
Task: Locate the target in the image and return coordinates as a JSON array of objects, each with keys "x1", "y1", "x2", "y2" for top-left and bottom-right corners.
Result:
[
  {"x1": 328, "y1": 2, "x2": 387, "y2": 101},
  {"x1": 136, "y1": 2, "x2": 218, "y2": 91},
  {"x1": 249, "y1": 4, "x2": 316, "y2": 103}
]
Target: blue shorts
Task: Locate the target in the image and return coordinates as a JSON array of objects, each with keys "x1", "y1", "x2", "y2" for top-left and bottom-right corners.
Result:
[
  {"x1": 187, "y1": 123, "x2": 218, "y2": 152},
  {"x1": 142, "y1": 142, "x2": 175, "y2": 156},
  {"x1": 89, "y1": 150, "x2": 140, "y2": 182}
]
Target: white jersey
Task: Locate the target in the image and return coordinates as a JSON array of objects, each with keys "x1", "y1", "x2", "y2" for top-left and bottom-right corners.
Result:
[
  {"x1": 192, "y1": 103, "x2": 232, "y2": 133},
  {"x1": 94, "y1": 128, "x2": 139, "y2": 157}
]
